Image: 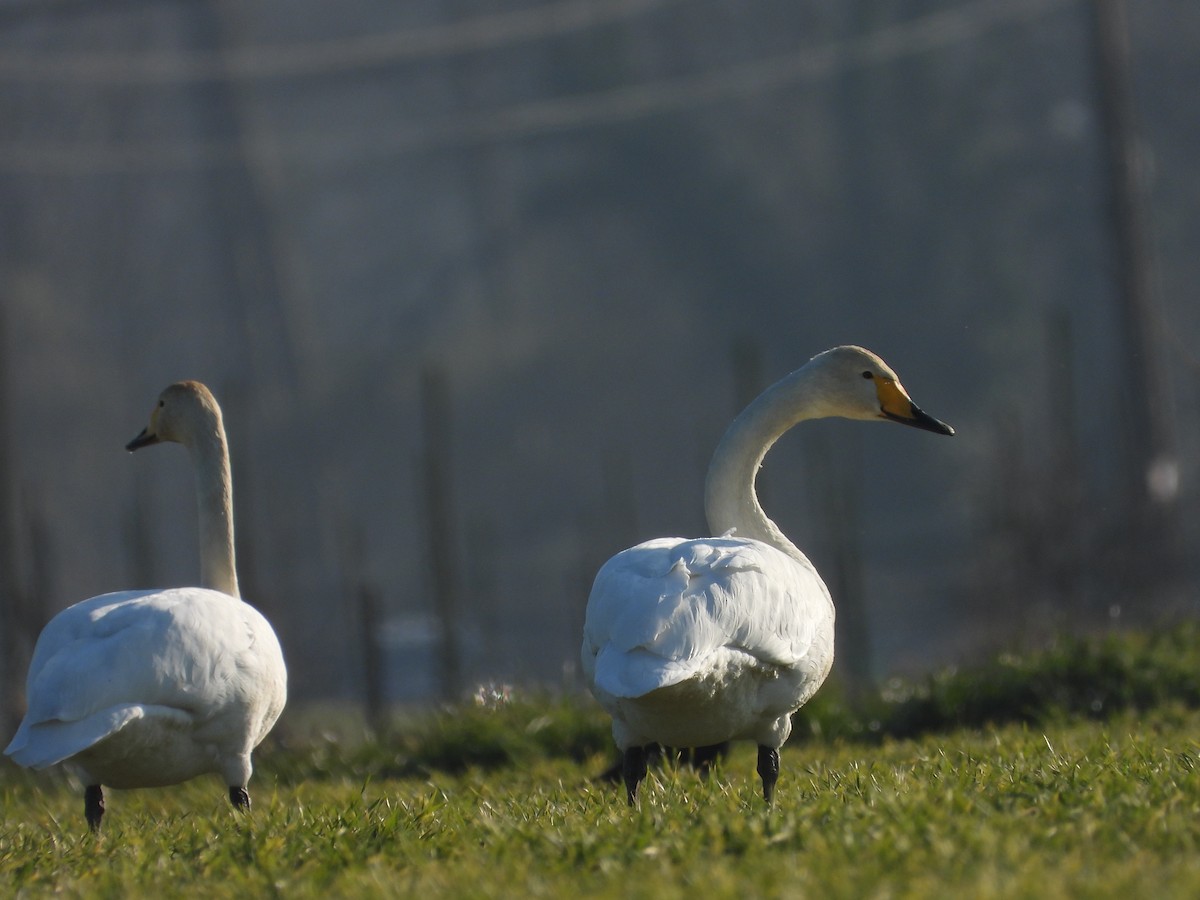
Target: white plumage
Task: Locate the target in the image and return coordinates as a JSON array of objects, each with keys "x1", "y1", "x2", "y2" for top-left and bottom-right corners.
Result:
[
  {"x1": 6, "y1": 588, "x2": 284, "y2": 786},
  {"x1": 4, "y1": 381, "x2": 286, "y2": 830},
  {"x1": 582, "y1": 345, "x2": 953, "y2": 803},
  {"x1": 586, "y1": 537, "x2": 831, "y2": 745}
]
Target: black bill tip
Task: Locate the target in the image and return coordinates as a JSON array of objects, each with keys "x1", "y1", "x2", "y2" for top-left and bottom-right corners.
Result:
[
  {"x1": 125, "y1": 428, "x2": 159, "y2": 452},
  {"x1": 884, "y1": 404, "x2": 955, "y2": 436}
]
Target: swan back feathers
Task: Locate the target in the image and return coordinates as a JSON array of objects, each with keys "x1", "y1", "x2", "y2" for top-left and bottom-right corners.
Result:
[
  {"x1": 583, "y1": 536, "x2": 833, "y2": 700},
  {"x1": 5, "y1": 587, "x2": 286, "y2": 774}
]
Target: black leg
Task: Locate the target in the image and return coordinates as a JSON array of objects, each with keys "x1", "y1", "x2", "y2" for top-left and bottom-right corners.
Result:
[
  {"x1": 756, "y1": 745, "x2": 779, "y2": 804},
  {"x1": 623, "y1": 746, "x2": 648, "y2": 806},
  {"x1": 85, "y1": 784, "x2": 104, "y2": 832},
  {"x1": 692, "y1": 742, "x2": 730, "y2": 779},
  {"x1": 229, "y1": 785, "x2": 251, "y2": 811}
]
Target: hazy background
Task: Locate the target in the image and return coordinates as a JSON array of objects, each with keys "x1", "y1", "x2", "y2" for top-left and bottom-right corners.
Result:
[{"x1": 1, "y1": 0, "x2": 1197, "y2": 727}]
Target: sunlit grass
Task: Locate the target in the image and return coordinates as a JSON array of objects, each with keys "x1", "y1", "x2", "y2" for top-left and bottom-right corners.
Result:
[
  {"x1": 4, "y1": 625, "x2": 1200, "y2": 897},
  {"x1": 4, "y1": 711, "x2": 1200, "y2": 898}
]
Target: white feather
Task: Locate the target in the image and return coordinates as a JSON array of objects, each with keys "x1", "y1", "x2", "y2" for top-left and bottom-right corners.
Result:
[
  {"x1": 5, "y1": 588, "x2": 285, "y2": 787},
  {"x1": 583, "y1": 536, "x2": 833, "y2": 749}
]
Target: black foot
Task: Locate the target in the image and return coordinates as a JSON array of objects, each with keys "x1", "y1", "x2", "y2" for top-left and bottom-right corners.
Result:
[
  {"x1": 229, "y1": 785, "x2": 251, "y2": 811},
  {"x1": 623, "y1": 746, "x2": 648, "y2": 806},
  {"x1": 757, "y1": 745, "x2": 779, "y2": 804},
  {"x1": 85, "y1": 784, "x2": 104, "y2": 832}
]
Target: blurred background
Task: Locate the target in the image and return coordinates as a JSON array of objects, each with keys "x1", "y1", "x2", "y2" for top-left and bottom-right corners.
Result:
[{"x1": 0, "y1": 0, "x2": 1197, "y2": 732}]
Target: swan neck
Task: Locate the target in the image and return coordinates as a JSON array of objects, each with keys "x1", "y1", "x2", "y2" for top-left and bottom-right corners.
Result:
[
  {"x1": 189, "y1": 424, "x2": 240, "y2": 598},
  {"x1": 704, "y1": 367, "x2": 821, "y2": 560}
]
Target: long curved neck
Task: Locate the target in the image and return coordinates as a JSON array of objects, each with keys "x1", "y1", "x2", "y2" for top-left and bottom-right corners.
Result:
[
  {"x1": 187, "y1": 424, "x2": 240, "y2": 598},
  {"x1": 704, "y1": 364, "x2": 828, "y2": 562}
]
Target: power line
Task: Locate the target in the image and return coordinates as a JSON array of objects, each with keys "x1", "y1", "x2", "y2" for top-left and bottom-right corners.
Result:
[
  {"x1": 0, "y1": 0, "x2": 1079, "y2": 176},
  {"x1": 0, "y1": 0, "x2": 690, "y2": 84}
]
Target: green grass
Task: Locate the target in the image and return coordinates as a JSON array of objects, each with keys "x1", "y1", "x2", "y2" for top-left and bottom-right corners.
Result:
[
  {"x1": 4, "y1": 625, "x2": 1200, "y2": 898},
  {"x1": 790, "y1": 620, "x2": 1200, "y2": 743}
]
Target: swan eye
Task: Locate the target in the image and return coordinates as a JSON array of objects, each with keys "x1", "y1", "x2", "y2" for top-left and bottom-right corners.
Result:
[
  {"x1": 861, "y1": 371, "x2": 873, "y2": 380},
  {"x1": 158, "y1": 400, "x2": 165, "y2": 408}
]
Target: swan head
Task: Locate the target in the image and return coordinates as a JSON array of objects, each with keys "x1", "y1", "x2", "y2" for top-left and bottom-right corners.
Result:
[
  {"x1": 126, "y1": 381, "x2": 223, "y2": 451},
  {"x1": 810, "y1": 346, "x2": 955, "y2": 436}
]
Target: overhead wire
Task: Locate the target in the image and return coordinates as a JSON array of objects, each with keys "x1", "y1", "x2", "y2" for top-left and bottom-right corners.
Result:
[
  {"x1": 0, "y1": 0, "x2": 693, "y2": 83},
  {"x1": 0, "y1": 0, "x2": 1079, "y2": 176}
]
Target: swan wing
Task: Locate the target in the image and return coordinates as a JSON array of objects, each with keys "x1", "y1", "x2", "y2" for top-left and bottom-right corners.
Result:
[
  {"x1": 4, "y1": 587, "x2": 286, "y2": 769},
  {"x1": 582, "y1": 536, "x2": 832, "y2": 699}
]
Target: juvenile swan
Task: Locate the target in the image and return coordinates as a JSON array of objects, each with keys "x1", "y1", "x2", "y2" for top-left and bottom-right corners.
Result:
[
  {"x1": 581, "y1": 346, "x2": 954, "y2": 804},
  {"x1": 4, "y1": 382, "x2": 287, "y2": 830}
]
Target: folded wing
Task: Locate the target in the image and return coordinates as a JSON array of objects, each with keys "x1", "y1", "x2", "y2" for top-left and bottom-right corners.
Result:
[{"x1": 582, "y1": 536, "x2": 832, "y2": 699}]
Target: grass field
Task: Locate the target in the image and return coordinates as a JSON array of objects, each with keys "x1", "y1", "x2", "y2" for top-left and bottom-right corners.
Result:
[{"x1": 3, "y1": 628, "x2": 1200, "y2": 898}]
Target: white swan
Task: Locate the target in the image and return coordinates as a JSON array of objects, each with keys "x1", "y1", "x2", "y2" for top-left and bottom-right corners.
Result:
[
  {"x1": 581, "y1": 345, "x2": 954, "y2": 803},
  {"x1": 4, "y1": 381, "x2": 287, "y2": 830}
]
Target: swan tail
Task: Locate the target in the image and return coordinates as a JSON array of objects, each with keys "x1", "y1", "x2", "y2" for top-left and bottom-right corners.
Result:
[
  {"x1": 3, "y1": 705, "x2": 146, "y2": 770},
  {"x1": 593, "y1": 646, "x2": 700, "y2": 698}
]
